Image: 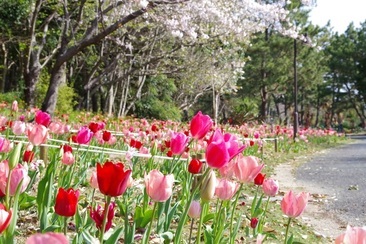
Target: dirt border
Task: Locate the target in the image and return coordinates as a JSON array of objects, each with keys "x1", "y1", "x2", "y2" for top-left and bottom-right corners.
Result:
[{"x1": 274, "y1": 161, "x2": 346, "y2": 242}]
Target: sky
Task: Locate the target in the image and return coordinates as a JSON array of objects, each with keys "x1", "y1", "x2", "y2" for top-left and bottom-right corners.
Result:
[{"x1": 309, "y1": 0, "x2": 366, "y2": 33}]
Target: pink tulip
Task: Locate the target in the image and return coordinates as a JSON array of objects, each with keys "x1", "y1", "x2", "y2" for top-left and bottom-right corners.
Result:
[
  {"x1": 49, "y1": 122, "x2": 65, "y2": 134},
  {"x1": 0, "y1": 138, "x2": 13, "y2": 153},
  {"x1": 190, "y1": 111, "x2": 213, "y2": 139},
  {"x1": 12, "y1": 121, "x2": 26, "y2": 135},
  {"x1": 281, "y1": 191, "x2": 309, "y2": 218},
  {"x1": 0, "y1": 203, "x2": 12, "y2": 234},
  {"x1": 262, "y1": 178, "x2": 279, "y2": 197},
  {"x1": 11, "y1": 100, "x2": 18, "y2": 112},
  {"x1": 26, "y1": 232, "x2": 69, "y2": 244},
  {"x1": 35, "y1": 110, "x2": 51, "y2": 127},
  {"x1": 205, "y1": 130, "x2": 230, "y2": 169},
  {"x1": 61, "y1": 151, "x2": 75, "y2": 165},
  {"x1": 205, "y1": 130, "x2": 245, "y2": 169},
  {"x1": 89, "y1": 171, "x2": 99, "y2": 189},
  {"x1": 145, "y1": 169, "x2": 174, "y2": 202},
  {"x1": 215, "y1": 178, "x2": 238, "y2": 201},
  {"x1": 233, "y1": 155, "x2": 264, "y2": 183},
  {"x1": 75, "y1": 126, "x2": 93, "y2": 144},
  {"x1": 170, "y1": 132, "x2": 188, "y2": 155},
  {"x1": 27, "y1": 124, "x2": 48, "y2": 146},
  {"x1": 0, "y1": 161, "x2": 30, "y2": 196},
  {"x1": 335, "y1": 225, "x2": 366, "y2": 244},
  {"x1": 188, "y1": 200, "x2": 201, "y2": 218}
]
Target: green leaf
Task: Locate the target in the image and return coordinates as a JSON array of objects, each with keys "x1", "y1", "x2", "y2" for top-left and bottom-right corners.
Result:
[
  {"x1": 202, "y1": 213, "x2": 215, "y2": 223},
  {"x1": 105, "y1": 227, "x2": 123, "y2": 244},
  {"x1": 80, "y1": 230, "x2": 99, "y2": 244},
  {"x1": 287, "y1": 234, "x2": 294, "y2": 244},
  {"x1": 160, "y1": 231, "x2": 174, "y2": 244},
  {"x1": 8, "y1": 142, "x2": 22, "y2": 169},
  {"x1": 43, "y1": 225, "x2": 61, "y2": 232}
]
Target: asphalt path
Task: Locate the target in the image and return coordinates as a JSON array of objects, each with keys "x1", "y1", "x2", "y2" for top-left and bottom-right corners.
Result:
[{"x1": 295, "y1": 135, "x2": 366, "y2": 227}]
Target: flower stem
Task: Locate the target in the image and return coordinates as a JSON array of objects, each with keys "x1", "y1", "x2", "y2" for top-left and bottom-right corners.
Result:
[
  {"x1": 99, "y1": 196, "x2": 112, "y2": 244},
  {"x1": 174, "y1": 168, "x2": 211, "y2": 244},
  {"x1": 5, "y1": 169, "x2": 13, "y2": 209},
  {"x1": 284, "y1": 217, "x2": 292, "y2": 244},
  {"x1": 142, "y1": 201, "x2": 157, "y2": 244},
  {"x1": 64, "y1": 217, "x2": 68, "y2": 236},
  {"x1": 229, "y1": 183, "x2": 244, "y2": 244},
  {"x1": 188, "y1": 217, "x2": 194, "y2": 244},
  {"x1": 258, "y1": 196, "x2": 270, "y2": 233},
  {"x1": 196, "y1": 201, "x2": 207, "y2": 244}
]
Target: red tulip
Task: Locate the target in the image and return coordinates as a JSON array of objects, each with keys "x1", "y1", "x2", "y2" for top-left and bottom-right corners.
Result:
[
  {"x1": 250, "y1": 218, "x2": 258, "y2": 229},
  {"x1": 102, "y1": 130, "x2": 112, "y2": 142},
  {"x1": 190, "y1": 111, "x2": 213, "y2": 139},
  {"x1": 62, "y1": 144, "x2": 73, "y2": 153},
  {"x1": 188, "y1": 158, "x2": 203, "y2": 174},
  {"x1": 262, "y1": 179, "x2": 279, "y2": 197},
  {"x1": 254, "y1": 173, "x2": 266, "y2": 185},
  {"x1": 55, "y1": 188, "x2": 80, "y2": 217},
  {"x1": 88, "y1": 122, "x2": 100, "y2": 133},
  {"x1": 97, "y1": 161, "x2": 132, "y2": 197},
  {"x1": 0, "y1": 203, "x2": 12, "y2": 234},
  {"x1": 35, "y1": 110, "x2": 51, "y2": 127},
  {"x1": 23, "y1": 150, "x2": 35, "y2": 163},
  {"x1": 130, "y1": 139, "x2": 143, "y2": 150},
  {"x1": 75, "y1": 126, "x2": 93, "y2": 144},
  {"x1": 90, "y1": 202, "x2": 116, "y2": 232},
  {"x1": 281, "y1": 191, "x2": 309, "y2": 218},
  {"x1": 26, "y1": 233, "x2": 68, "y2": 244},
  {"x1": 145, "y1": 169, "x2": 174, "y2": 202},
  {"x1": 170, "y1": 132, "x2": 188, "y2": 155}
]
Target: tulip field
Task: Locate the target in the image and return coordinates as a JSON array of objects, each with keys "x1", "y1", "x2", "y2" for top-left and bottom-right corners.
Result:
[{"x1": 0, "y1": 101, "x2": 358, "y2": 243}]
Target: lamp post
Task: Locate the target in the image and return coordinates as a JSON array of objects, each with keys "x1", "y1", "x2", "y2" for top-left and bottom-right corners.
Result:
[{"x1": 293, "y1": 38, "x2": 298, "y2": 141}]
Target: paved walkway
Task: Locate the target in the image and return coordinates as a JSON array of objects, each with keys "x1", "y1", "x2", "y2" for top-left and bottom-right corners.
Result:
[{"x1": 295, "y1": 135, "x2": 366, "y2": 227}]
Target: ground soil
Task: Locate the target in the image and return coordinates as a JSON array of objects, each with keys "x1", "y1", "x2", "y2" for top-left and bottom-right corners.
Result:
[{"x1": 274, "y1": 159, "x2": 345, "y2": 243}]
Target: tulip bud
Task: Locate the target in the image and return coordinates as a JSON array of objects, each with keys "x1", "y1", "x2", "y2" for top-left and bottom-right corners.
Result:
[
  {"x1": 188, "y1": 158, "x2": 203, "y2": 174},
  {"x1": 250, "y1": 217, "x2": 258, "y2": 229},
  {"x1": 254, "y1": 173, "x2": 266, "y2": 186},
  {"x1": 200, "y1": 170, "x2": 216, "y2": 202},
  {"x1": 188, "y1": 200, "x2": 201, "y2": 218},
  {"x1": 9, "y1": 142, "x2": 22, "y2": 169}
]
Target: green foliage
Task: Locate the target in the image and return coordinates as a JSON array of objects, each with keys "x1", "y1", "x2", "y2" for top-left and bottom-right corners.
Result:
[
  {"x1": 35, "y1": 72, "x2": 49, "y2": 108},
  {"x1": 229, "y1": 97, "x2": 259, "y2": 123},
  {"x1": 0, "y1": 91, "x2": 23, "y2": 105},
  {"x1": 56, "y1": 84, "x2": 77, "y2": 114},
  {"x1": 0, "y1": 0, "x2": 30, "y2": 35},
  {"x1": 134, "y1": 75, "x2": 182, "y2": 121}
]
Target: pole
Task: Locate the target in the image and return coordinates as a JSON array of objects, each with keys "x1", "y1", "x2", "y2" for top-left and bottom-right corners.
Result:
[{"x1": 293, "y1": 39, "x2": 298, "y2": 141}]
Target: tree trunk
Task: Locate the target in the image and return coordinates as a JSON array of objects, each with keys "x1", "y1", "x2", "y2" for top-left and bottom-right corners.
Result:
[
  {"x1": 41, "y1": 63, "x2": 66, "y2": 114},
  {"x1": 260, "y1": 85, "x2": 267, "y2": 122},
  {"x1": 24, "y1": 67, "x2": 41, "y2": 108}
]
